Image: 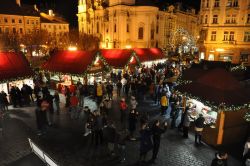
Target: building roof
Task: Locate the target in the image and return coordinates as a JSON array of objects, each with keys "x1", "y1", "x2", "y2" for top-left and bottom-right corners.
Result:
[
  {"x1": 100, "y1": 49, "x2": 139, "y2": 69},
  {"x1": 42, "y1": 50, "x2": 99, "y2": 75},
  {"x1": 40, "y1": 13, "x2": 68, "y2": 24},
  {"x1": 177, "y1": 68, "x2": 250, "y2": 105},
  {"x1": 133, "y1": 48, "x2": 166, "y2": 63},
  {"x1": 0, "y1": 52, "x2": 34, "y2": 82}
]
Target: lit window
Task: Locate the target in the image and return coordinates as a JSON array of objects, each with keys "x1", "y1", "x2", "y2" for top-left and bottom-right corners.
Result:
[
  {"x1": 138, "y1": 27, "x2": 144, "y2": 39},
  {"x1": 212, "y1": 15, "x2": 218, "y2": 24},
  {"x1": 214, "y1": 0, "x2": 220, "y2": 7},
  {"x1": 229, "y1": 31, "x2": 234, "y2": 41},
  {"x1": 224, "y1": 31, "x2": 229, "y2": 41},
  {"x1": 244, "y1": 32, "x2": 250, "y2": 42},
  {"x1": 211, "y1": 31, "x2": 216, "y2": 41}
]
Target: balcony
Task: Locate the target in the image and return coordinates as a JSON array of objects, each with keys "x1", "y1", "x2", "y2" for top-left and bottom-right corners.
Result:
[{"x1": 222, "y1": 40, "x2": 236, "y2": 45}]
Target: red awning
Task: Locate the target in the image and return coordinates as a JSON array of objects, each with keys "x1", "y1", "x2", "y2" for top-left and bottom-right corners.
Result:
[
  {"x1": 100, "y1": 49, "x2": 139, "y2": 68},
  {"x1": 0, "y1": 52, "x2": 33, "y2": 82},
  {"x1": 42, "y1": 50, "x2": 98, "y2": 75},
  {"x1": 133, "y1": 48, "x2": 166, "y2": 62}
]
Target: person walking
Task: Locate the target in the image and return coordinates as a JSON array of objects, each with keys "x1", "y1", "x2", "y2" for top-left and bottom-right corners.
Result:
[
  {"x1": 139, "y1": 122, "x2": 153, "y2": 163},
  {"x1": 54, "y1": 91, "x2": 60, "y2": 115},
  {"x1": 106, "y1": 82, "x2": 113, "y2": 100},
  {"x1": 116, "y1": 80, "x2": 122, "y2": 97},
  {"x1": 211, "y1": 151, "x2": 228, "y2": 166},
  {"x1": 170, "y1": 101, "x2": 180, "y2": 129},
  {"x1": 182, "y1": 107, "x2": 192, "y2": 138},
  {"x1": 128, "y1": 109, "x2": 138, "y2": 141},
  {"x1": 243, "y1": 137, "x2": 250, "y2": 166},
  {"x1": 150, "y1": 120, "x2": 168, "y2": 164},
  {"x1": 130, "y1": 96, "x2": 138, "y2": 110},
  {"x1": 105, "y1": 120, "x2": 117, "y2": 156},
  {"x1": 194, "y1": 114, "x2": 205, "y2": 145},
  {"x1": 160, "y1": 93, "x2": 168, "y2": 115},
  {"x1": 93, "y1": 111, "x2": 104, "y2": 146},
  {"x1": 70, "y1": 93, "x2": 79, "y2": 119},
  {"x1": 120, "y1": 98, "x2": 128, "y2": 130},
  {"x1": 96, "y1": 82, "x2": 103, "y2": 105}
]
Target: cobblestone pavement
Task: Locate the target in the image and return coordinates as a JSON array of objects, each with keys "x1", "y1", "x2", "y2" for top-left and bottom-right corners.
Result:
[{"x1": 1, "y1": 93, "x2": 242, "y2": 166}]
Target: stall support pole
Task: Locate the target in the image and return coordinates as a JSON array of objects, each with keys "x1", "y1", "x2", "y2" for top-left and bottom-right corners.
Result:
[{"x1": 216, "y1": 111, "x2": 225, "y2": 145}]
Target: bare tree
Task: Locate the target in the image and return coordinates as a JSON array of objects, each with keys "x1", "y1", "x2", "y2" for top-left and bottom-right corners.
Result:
[{"x1": 0, "y1": 32, "x2": 21, "y2": 52}]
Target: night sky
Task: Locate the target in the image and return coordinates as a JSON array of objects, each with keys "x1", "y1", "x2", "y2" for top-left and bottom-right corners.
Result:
[{"x1": 21, "y1": 0, "x2": 200, "y2": 27}]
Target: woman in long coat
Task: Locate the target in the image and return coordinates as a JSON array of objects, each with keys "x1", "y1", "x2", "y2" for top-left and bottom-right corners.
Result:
[{"x1": 128, "y1": 109, "x2": 138, "y2": 140}]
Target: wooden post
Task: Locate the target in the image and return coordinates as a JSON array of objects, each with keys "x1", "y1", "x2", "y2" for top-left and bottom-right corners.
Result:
[{"x1": 216, "y1": 111, "x2": 225, "y2": 145}]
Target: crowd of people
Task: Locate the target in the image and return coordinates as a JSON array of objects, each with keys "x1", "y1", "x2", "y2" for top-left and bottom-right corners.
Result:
[{"x1": 0, "y1": 61, "x2": 250, "y2": 166}]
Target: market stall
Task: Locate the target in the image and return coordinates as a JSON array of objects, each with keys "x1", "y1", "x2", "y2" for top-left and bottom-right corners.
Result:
[
  {"x1": 133, "y1": 48, "x2": 167, "y2": 68},
  {"x1": 42, "y1": 50, "x2": 110, "y2": 91},
  {"x1": 100, "y1": 49, "x2": 141, "y2": 74},
  {"x1": 0, "y1": 52, "x2": 34, "y2": 93},
  {"x1": 177, "y1": 68, "x2": 250, "y2": 146}
]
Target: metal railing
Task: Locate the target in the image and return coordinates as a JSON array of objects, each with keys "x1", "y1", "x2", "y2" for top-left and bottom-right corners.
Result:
[{"x1": 28, "y1": 138, "x2": 59, "y2": 166}]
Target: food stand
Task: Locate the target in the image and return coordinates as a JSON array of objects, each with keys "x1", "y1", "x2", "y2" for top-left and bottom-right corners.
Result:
[
  {"x1": 133, "y1": 48, "x2": 167, "y2": 68},
  {"x1": 100, "y1": 49, "x2": 141, "y2": 75},
  {"x1": 0, "y1": 52, "x2": 34, "y2": 93},
  {"x1": 42, "y1": 50, "x2": 110, "y2": 92},
  {"x1": 177, "y1": 68, "x2": 250, "y2": 146}
]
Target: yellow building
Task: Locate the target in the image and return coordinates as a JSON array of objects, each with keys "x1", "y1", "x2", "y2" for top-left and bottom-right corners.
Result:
[
  {"x1": 77, "y1": 0, "x2": 199, "y2": 50},
  {"x1": 199, "y1": 0, "x2": 250, "y2": 64},
  {"x1": 0, "y1": 0, "x2": 40, "y2": 35},
  {"x1": 40, "y1": 10, "x2": 69, "y2": 43}
]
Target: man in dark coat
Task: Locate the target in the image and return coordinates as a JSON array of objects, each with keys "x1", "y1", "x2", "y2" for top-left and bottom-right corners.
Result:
[
  {"x1": 140, "y1": 123, "x2": 153, "y2": 163},
  {"x1": 128, "y1": 109, "x2": 138, "y2": 141},
  {"x1": 150, "y1": 120, "x2": 167, "y2": 163}
]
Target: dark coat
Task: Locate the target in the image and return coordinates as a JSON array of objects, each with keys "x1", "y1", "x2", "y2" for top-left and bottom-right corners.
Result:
[
  {"x1": 140, "y1": 128, "x2": 153, "y2": 153},
  {"x1": 104, "y1": 125, "x2": 117, "y2": 143},
  {"x1": 152, "y1": 125, "x2": 167, "y2": 144},
  {"x1": 128, "y1": 112, "x2": 137, "y2": 131},
  {"x1": 195, "y1": 117, "x2": 205, "y2": 128}
]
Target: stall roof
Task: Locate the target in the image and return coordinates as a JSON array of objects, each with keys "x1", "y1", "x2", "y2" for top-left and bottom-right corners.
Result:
[
  {"x1": 100, "y1": 49, "x2": 139, "y2": 68},
  {"x1": 0, "y1": 52, "x2": 33, "y2": 82},
  {"x1": 177, "y1": 68, "x2": 250, "y2": 105},
  {"x1": 133, "y1": 48, "x2": 165, "y2": 62},
  {"x1": 42, "y1": 50, "x2": 98, "y2": 75}
]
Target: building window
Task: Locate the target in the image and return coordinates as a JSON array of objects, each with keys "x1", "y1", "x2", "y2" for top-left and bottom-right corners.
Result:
[
  {"x1": 126, "y1": 24, "x2": 129, "y2": 33},
  {"x1": 20, "y1": 28, "x2": 23, "y2": 34},
  {"x1": 229, "y1": 31, "x2": 235, "y2": 41},
  {"x1": 224, "y1": 31, "x2": 229, "y2": 40},
  {"x1": 214, "y1": 0, "x2": 220, "y2": 7},
  {"x1": 0, "y1": 27, "x2": 2, "y2": 34},
  {"x1": 206, "y1": 0, "x2": 209, "y2": 7},
  {"x1": 138, "y1": 27, "x2": 144, "y2": 39},
  {"x1": 212, "y1": 15, "x2": 218, "y2": 24},
  {"x1": 106, "y1": 28, "x2": 109, "y2": 33},
  {"x1": 27, "y1": 20, "x2": 29, "y2": 24},
  {"x1": 4, "y1": 18, "x2": 8, "y2": 23},
  {"x1": 12, "y1": 19, "x2": 15, "y2": 23},
  {"x1": 19, "y1": 19, "x2": 22, "y2": 23},
  {"x1": 48, "y1": 25, "x2": 51, "y2": 28},
  {"x1": 31, "y1": 20, "x2": 34, "y2": 24},
  {"x1": 97, "y1": 22, "x2": 99, "y2": 33},
  {"x1": 5, "y1": 27, "x2": 9, "y2": 33},
  {"x1": 247, "y1": 14, "x2": 250, "y2": 24},
  {"x1": 231, "y1": 14, "x2": 236, "y2": 23},
  {"x1": 225, "y1": 15, "x2": 230, "y2": 23},
  {"x1": 36, "y1": 20, "x2": 38, "y2": 25},
  {"x1": 244, "y1": 32, "x2": 250, "y2": 42},
  {"x1": 205, "y1": 15, "x2": 208, "y2": 24},
  {"x1": 151, "y1": 29, "x2": 154, "y2": 40},
  {"x1": 227, "y1": 0, "x2": 238, "y2": 7},
  {"x1": 211, "y1": 31, "x2": 217, "y2": 41},
  {"x1": 114, "y1": 24, "x2": 116, "y2": 33},
  {"x1": 127, "y1": 11, "x2": 130, "y2": 17},
  {"x1": 13, "y1": 28, "x2": 16, "y2": 33},
  {"x1": 156, "y1": 25, "x2": 159, "y2": 34}
]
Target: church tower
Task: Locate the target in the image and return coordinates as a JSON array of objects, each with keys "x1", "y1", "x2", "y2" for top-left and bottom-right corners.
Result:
[{"x1": 77, "y1": 0, "x2": 88, "y2": 33}]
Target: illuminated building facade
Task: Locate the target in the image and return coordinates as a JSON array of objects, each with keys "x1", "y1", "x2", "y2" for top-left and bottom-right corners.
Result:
[
  {"x1": 77, "y1": 0, "x2": 199, "y2": 50},
  {"x1": 199, "y1": 0, "x2": 250, "y2": 64}
]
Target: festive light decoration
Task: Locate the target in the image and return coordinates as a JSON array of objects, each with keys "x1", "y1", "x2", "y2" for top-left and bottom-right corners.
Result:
[
  {"x1": 230, "y1": 64, "x2": 247, "y2": 72},
  {"x1": 0, "y1": 76, "x2": 34, "y2": 84},
  {"x1": 244, "y1": 111, "x2": 250, "y2": 122}
]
